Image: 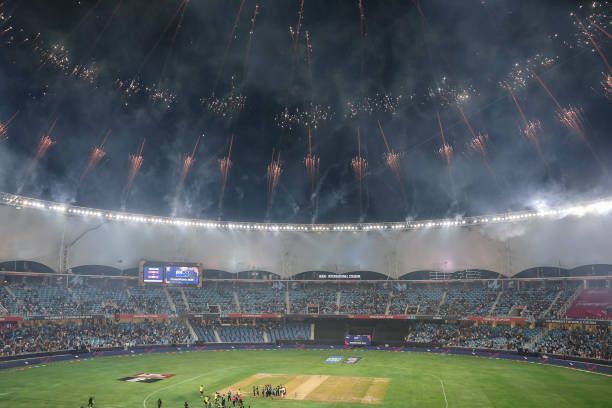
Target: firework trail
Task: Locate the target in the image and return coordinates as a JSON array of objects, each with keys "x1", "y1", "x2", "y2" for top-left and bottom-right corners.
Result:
[
  {"x1": 242, "y1": 3, "x2": 260, "y2": 81},
  {"x1": 507, "y1": 88, "x2": 545, "y2": 160},
  {"x1": 160, "y1": 0, "x2": 191, "y2": 82},
  {"x1": 126, "y1": 138, "x2": 145, "y2": 193},
  {"x1": 266, "y1": 150, "x2": 282, "y2": 209},
  {"x1": 532, "y1": 72, "x2": 587, "y2": 140},
  {"x1": 358, "y1": 0, "x2": 367, "y2": 38},
  {"x1": 589, "y1": 18, "x2": 612, "y2": 40},
  {"x1": 573, "y1": 12, "x2": 611, "y2": 71},
  {"x1": 213, "y1": 0, "x2": 246, "y2": 95},
  {"x1": 218, "y1": 134, "x2": 234, "y2": 218},
  {"x1": 0, "y1": 111, "x2": 18, "y2": 140},
  {"x1": 19, "y1": 118, "x2": 58, "y2": 193},
  {"x1": 138, "y1": 0, "x2": 190, "y2": 73},
  {"x1": 179, "y1": 134, "x2": 201, "y2": 186},
  {"x1": 533, "y1": 72, "x2": 606, "y2": 171},
  {"x1": 351, "y1": 128, "x2": 368, "y2": 217},
  {"x1": 303, "y1": 127, "x2": 319, "y2": 192},
  {"x1": 436, "y1": 112, "x2": 457, "y2": 200},
  {"x1": 357, "y1": 0, "x2": 367, "y2": 79},
  {"x1": 290, "y1": 0, "x2": 305, "y2": 52},
  {"x1": 456, "y1": 105, "x2": 490, "y2": 163},
  {"x1": 436, "y1": 112, "x2": 453, "y2": 168},
  {"x1": 80, "y1": 129, "x2": 110, "y2": 182},
  {"x1": 34, "y1": 119, "x2": 57, "y2": 161},
  {"x1": 376, "y1": 120, "x2": 401, "y2": 180},
  {"x1": 305, "y1": 30, "x2": 314, "y2": 99}
]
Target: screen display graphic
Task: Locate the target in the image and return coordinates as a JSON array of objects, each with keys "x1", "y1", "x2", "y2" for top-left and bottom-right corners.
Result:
[
  {"x1": 344, "y1": 334, "x2": 372, "y2": 346},
  {"x1": 164, "y1": 265, "x2": 200, "y2": 285},
  {"x1": 142, "y1": 266, "x2": 163, "y2": 283}
]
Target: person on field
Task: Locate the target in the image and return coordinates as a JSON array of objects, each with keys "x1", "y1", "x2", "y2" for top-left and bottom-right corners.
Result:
[
  {"x1": 184, "y1": 401, "x2": 189, "y2": 408},
  {"x1": 88, "y1": 396, "x2": 94, "y2": 408},
  {"x1": 157, "y1": 398, "x2": 162, "y2": 408},
  {"x1": 200, "y1": 385, "x2": 204, "y2": 396}
]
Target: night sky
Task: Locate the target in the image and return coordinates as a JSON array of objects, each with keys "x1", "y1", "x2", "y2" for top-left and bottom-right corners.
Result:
[{"x1": 0, "y1": 0, "x2": 610, "y2": 223}]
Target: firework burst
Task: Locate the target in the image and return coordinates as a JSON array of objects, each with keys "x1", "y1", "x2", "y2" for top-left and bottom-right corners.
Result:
[
  {"x1": 532, "y1": 72, "x2": 588, "y2": 141},
  {"x1": 203, "y1": 77, "x2": 246, "y2": 121},
  {"x1": 557, "y1": 106, "x2": 586, "y2": 141},
  {"x1": 80, "y1": 129, "x2": 110, "y2": 182},
  {"x1": 266, "y1": 150, "x2": 282, "y2": 205},
  {"x1": 34, "y1": 119, "x2": 58, "y2": 160},
  {"x1": 377, "y1": 120, "x2": 401, "y2": 179},
  {"x1": 304, "y1": 128, "x2": 320, "y2": 190},
  {"x1": 0, "y1": 111, "x2": 18, "y2": 140},
  {"x1": 126, "y1": 139, "x2": 145, "y2": 191},
  {"x1": 219, "y1": 135, "x2": 234, "y2": 191},
  {"x1": 275, "y1": 103, "x2": 332, "y2": 130},
  {"x1": 468, "y1": 132, "x2": 489, "y2": 159},
  {"x1": 345, "y1": 92, "x2": 403, "y2": 118},
  {"x1": 436, "y1": 112, "x2": 453, "y2": 167},
  {"x1": 351, "y1": 129, "x2": 368, "y2": 182},
  {"x1": 179, "y1": 135, "x2": 201, "y2": 185}
]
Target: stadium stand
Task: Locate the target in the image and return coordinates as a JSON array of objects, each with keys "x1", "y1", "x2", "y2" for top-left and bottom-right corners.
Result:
[{"x1": 0, "y1": 276, "x2": 609, "y2": 361}]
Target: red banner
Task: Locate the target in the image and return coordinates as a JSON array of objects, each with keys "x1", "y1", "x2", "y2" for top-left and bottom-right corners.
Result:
[
  {"x1": 468, "y1": 316, "x2": 526, "y2": 324},
  {"x1": 0, "y1": 316, "x2": 23, "y2": 322}
]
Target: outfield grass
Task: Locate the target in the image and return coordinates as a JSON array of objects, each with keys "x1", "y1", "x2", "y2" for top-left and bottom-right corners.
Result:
[{"x1": 0, "y1": 348, "x2": 610, "y2": 407}]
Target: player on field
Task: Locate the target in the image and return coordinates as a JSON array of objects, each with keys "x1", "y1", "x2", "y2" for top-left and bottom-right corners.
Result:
[{"x1": 200, "y1": 385, "x2": 204, "y2": 396}]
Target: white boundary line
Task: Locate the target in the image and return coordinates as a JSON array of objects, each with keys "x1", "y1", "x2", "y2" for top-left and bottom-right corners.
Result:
[
  {"x1": 142, "y1": 372, "x2": 210, "y2": 408},
  {"x1": 429, "y1": 374, "x2": 448, "y2": 408}
]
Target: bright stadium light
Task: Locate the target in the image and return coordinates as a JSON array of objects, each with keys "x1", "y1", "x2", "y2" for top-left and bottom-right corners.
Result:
[{"x1": 1, "y1": 191, "x2": 612, "y2": 234}]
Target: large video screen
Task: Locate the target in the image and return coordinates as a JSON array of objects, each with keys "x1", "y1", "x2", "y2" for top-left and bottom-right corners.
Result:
[
  {"x1": 142, "y1": 265, "x2": 163, "y2": 283},
  {"x1": 164, "y1": 265, "x2": 200, "y2": 285},
  {"x1": 344, "y1": 334, "x2": 372, "y2": 346}
]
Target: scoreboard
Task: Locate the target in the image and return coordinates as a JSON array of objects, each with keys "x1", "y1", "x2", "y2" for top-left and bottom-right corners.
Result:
[
  {"x1": 344, "y1": 334, "x2": 372, "y2": 346},
  {"x1": 139, "y1": 261, "x2": 202, "y2": 287}
]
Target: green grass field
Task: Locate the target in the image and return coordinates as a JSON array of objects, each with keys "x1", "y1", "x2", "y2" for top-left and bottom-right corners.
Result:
[{"x1": 0, "y1": 349, "x2": 610, "y2": 407}]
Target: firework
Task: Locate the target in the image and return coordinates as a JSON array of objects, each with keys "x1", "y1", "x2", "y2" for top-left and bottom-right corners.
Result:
[
  {"x1": 243, "y1": 3, "x2": 260, "y2": 79},
  {"x1": 0, "y1": 111, "x2": 17, "y2": 140},
  {"x1": 80, "y1": 129, "x2": 110, "y2": 182},
  {"x1": 500, "y1": 54, "x2": 558, "y2": 92},
  {"x1": 351, "y1": 128, "x2": 368, "y2": 182},
  {"x1": 506, "y1": 88, "x2": 544, "y2": 158},
  {"x1": 203, "y1": 77, "x2": 246, "y2": 121},
  {"x1": 358, "y1": 0, "x2": 367, "y2": 38},
  {"x1": 436, "y1": 112, "x2": 453, "y2": 167},
  {"x1": 38, "y1": 42, "x2": 71, "y2": 73},
  {"x1": 603, "y1": 72, "x2": 612, "y2": 99},
  {"x1": 345, "y1": 92, "x2": 403, "y2": 118},
  {"x1": 533, "y1": 72, "x2": 588, "y2": 141},
  {"x1": 267, "y1": 150, "x2": 282, "y2": 204},
  {"x1": 468, "y1": 132, "x2": 489, "y2": 158},
  {"x1": 290, "y1": 0, "x2": 305, "y2": 51},
  {"x1": 557, "y1": 106, "x2": 586, "y2": 141},
  {"x1": 179, "y1": 134, "x2": 201, "y2": 185},
  {"x1": 34, "y1": 119, "x2": 57, "y2": 160},
  {"x1": 213, "y1": 0, "x2": 246, "y2": 94},
  {"x1": 376, "y1": 120, "x2": 401, "y2": 179},
  {"x1": 572, "y1": 12, "x2": 610, "y2": 71},
  {"x1": 275, "y1": 102, "x2": 332, "y2": 130},
  {"x1": 304, "y1": 128, "x2": 320, "y2": 190},
  {"x1": 219, "y1": 135, "x2": 234, "y2": 190},
  {"x1": 427, "y1": 76, "x2": 478, "y2": 107},
  {"x1": 126, "y1": 139, "x2": 145, "y2": 191}
]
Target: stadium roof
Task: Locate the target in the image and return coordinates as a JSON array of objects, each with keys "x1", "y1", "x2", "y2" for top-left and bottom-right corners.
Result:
[{"x1": 1, "y1": 192, "x2": 611, "y2": 278}]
